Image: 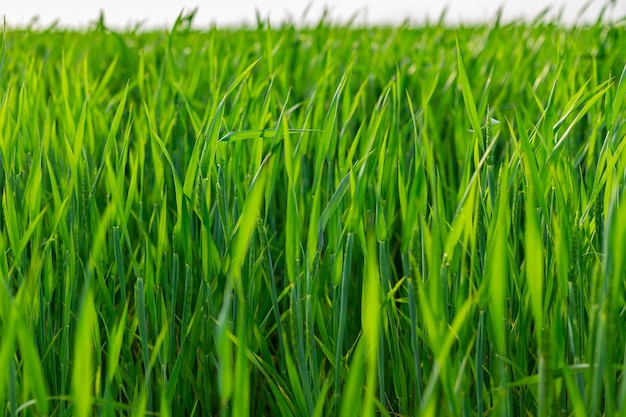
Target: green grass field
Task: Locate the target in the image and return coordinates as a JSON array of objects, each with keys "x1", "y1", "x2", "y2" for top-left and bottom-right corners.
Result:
[{"x1": 1, "y1": 10, "x2": 626, "y2": 416}]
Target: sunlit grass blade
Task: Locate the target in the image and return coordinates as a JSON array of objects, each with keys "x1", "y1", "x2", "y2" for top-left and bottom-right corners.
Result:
[
  {"x1": 71, "y1": 290, "x2": 97, "y2": 417},
  {"x1": 362, "y1": 236, "x2": 381, "y2": 417},
  {"x1": 456, "y1": 37, "x2": 484, "y2": 146}
]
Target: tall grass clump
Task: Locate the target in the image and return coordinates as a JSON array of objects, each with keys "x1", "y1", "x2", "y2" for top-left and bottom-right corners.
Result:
[{"x1": 1, "y1": 9, "x2": 626, "y2": 416}]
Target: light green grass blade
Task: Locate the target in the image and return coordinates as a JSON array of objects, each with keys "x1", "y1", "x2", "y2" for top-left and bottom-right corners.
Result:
[
  {"x1": 456, "y1": 37, "x2": 484, "y2": 146},
  {"x1": 339, "y1": 340, "x2": 365, "y2": 417},
  {"x1": 71, "y1": 290, "x2": 97, "y2": 417},
  {"x1": 362, "y1": 236, "x2": 381, "y2": 417}
]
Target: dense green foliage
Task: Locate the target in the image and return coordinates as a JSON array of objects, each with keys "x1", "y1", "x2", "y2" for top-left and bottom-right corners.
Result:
[{"x1": 1, "y1": 13, "x2": 626, "y2": 416}]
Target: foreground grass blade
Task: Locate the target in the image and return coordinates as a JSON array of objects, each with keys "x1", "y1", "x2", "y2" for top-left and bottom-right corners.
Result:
[{"x1": 71, "y1": 290, "x2": 97, "y2": 417}]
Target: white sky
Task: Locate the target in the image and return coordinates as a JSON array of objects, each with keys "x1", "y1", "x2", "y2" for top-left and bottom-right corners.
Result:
[{"x1": 2, "y1": 0, "x2": 625, "y2": 28}]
